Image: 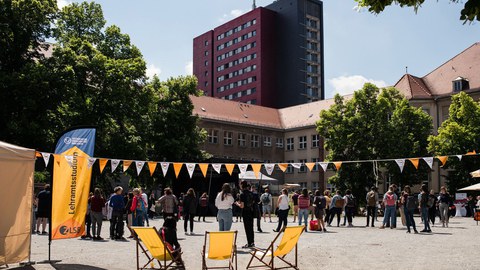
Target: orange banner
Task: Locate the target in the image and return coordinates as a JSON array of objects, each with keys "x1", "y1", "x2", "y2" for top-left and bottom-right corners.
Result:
[
  {"x1": 305, "y1": 162, "x2": 316, "y2": 172},
  {"x1": 98, "y1": 158, "x2": 108, "y2": 173},
  {"x1": 225, "y1": 164, "x2": 235, "y2": 176},
  {"x1": 251, "y1": 164, "x2": 262, "y2": 179},
  {"x1": 147, "y1": 162, "x2": 157, "y2": 176},
  {"x1": 199, "y1": 163, "x2": 209, "y2": 178},
  {"x1": 333, "y1": 162, "x2": 342, "y2": 171},
  {"x1": 277, "y1": 163, "x2": 288, "y2": 172},
  {"x1": 436, "y1": 156, "x2": 448, "y2": 167},
  {"x1": 409, "y1": 158, "x2": 420, "y2": 169},
  {"x1": 173, "y1": 163, "x2": 183, "y2": 178}
]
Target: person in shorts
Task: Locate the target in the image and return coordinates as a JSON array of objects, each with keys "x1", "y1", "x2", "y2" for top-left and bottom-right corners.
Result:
[
  {"x1": 291, "y1": 190, "x2": 300, "y2": 222},
  {"x1": 260, "y1": 188, "x2": 272, "y2": 222},
  {"x1": 313, "y1": 190, "x2": 327, "y2": 232},
  {"x1": 36, "y1": 184, "x2": 52, "y2": 234}
]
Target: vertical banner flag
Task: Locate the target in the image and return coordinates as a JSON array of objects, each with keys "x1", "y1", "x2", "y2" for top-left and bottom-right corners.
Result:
[
  {"x1": 52, "y1": 127, "x2": 96, "y2": 240},
  {"x1": 319, "y1": 162, "x2": 328, "y2": 172},
  {"x1": 264, "y1": 164, "x2": 275, "y2": 175},
  {"x1": 423, "y1": 157, "x2": 433, "y2": 169},
  {"x1": 135, "y1": 161, "x2": 145, "y2": 175},
  {"x1": 147, "y1": 162, "x2": 157, "y2": 176},
  {"x1": 198, "y1": 163, "x2": 209, "y2": 178},
  {"x1": 238, "y1": 164, "x2": 248, "y2": 175},
  {"x1": 212, "y1": 164, "x2": 222, "y2": 174},
  {"x1": 186, "y1": 163, "x2": 196, "y2": 178},
  {"x1": 409, "y1": 158, "x2": 419, "y2": 169},
  {"x1": 160, "y1": 162, "x2": 170, "y2": 177},
  {"x1": 395, "y1": 159, "x2": 405, "y2": 173},
  {"x1": 251, "y1": 164, "x2": 262, "y2": 179}
]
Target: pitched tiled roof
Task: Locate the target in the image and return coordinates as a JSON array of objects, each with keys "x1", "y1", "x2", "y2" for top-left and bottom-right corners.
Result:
[{"x1": 394, "y1": 74, "x2": 432, "y2": 99}]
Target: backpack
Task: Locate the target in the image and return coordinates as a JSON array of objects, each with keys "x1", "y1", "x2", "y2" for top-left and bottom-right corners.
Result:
[
  {"x1": 385, "y1": 193, "x2": 396, "y2": 206},
  {"x1": 406, "y1": 195, "x2": 418, "y2": 210},
  {"x1": 367, "y1": 192, "x2": 376, "y2": 207},
  {"x1": 315, "y1": 196, "x2": 326, "y2": 210},
  {"x1": 346, "y1": 195, "x2": 355, "y2": 208},
  {"x1": 334, "y1": 198, "x2": 345, "y2": 208},
  {"x1": 200, "y1": 197, "x2": 208, "y2": 207},
  {"x1": 261, "y1": 193, "x2": 271, "y2": 205},
  {"x1": 136, "y1": 196, "x2": 145, "y2": 212},
  {"x1": 427, "y1": 196, "x2": 435, "y2": 208},
  {"x1": 298, "y1": 195, "x2": 310, "y2": 209}
]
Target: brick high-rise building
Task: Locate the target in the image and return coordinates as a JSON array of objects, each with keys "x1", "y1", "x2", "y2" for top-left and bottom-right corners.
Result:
[{"x1": 193, "y1": 0, "x2": 324, "y2": 108}]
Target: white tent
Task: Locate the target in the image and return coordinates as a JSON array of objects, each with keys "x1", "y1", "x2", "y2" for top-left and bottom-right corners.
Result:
[
  {"x1": 470, "y1": 169, "x2": 480, "y2": 178},
  {"x1": 458, "y1": 183, "x2": 480, "y2": 191},
  {"x1": 238, "y1": 171, "x2": 278, "y2": 181},
  {"x1": 0, "y1": 141, "x2": 36, "y2": 266}
]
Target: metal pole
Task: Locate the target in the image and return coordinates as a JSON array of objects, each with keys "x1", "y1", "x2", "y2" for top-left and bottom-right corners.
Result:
[{"x1": 207, "y1": 166, "x2": 213, "y2": 196}]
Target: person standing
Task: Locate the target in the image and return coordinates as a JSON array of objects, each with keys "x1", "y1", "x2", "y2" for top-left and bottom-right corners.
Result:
[
  {"x1": 313, "y1": 190, "x2": 327, "y2": 232},
  {"x1": 365, "y1": 186, "x2": 378, "y2": 227},
  {"x1": 438, "y1": 186, "x2": 452, "y2": 228},
  {"x1": 251, "y1": 185, "x2": 262, "y2": 232},
  {"x1": 402, "y1": 185, "x2": 418, "y2": 234},
  {"x1": 260, "y1": 188, "x2": 273, "y2": 223},
  {"x1": 292, "y1": 190, "x2": 300, "y2": 222},
  {"x1": 35, "y1": 184, "x2": 51, "y2": 235},
  {"x1": 182, "y1": 188, "x2": 198, "y2": 235},
  {"x1": 328, "y1": 190, "x2": 344, "y2": 227},
  {"x1": 125, "y1": 192, "x2": 135, "y2": 238},
  {"x1": 140, "y1": 188, "x2": 149, "y2": 226},
  {"x1": 198, "y1": 192, "x2": 209, "y2": 222},
  {"x1": 130, "y1": 188, "x2": 145, "y2": 227},
  {"x1": 419, "y1": 184, "x2": 432, "y2": 233},
  {"x1": 81, "y1": 192, "x2": 93, "y2": 239},
  {"x1": 236, "y1": 180, "x2": 255, "y2": 248},
  {"x1": 344, "y1": 190, "x2": 356, "y2": 227},
  {"x1": 380, "y1": 187, "x2": 397, "y2": 229},
  {"x1": 158, "y1": 188, "x2": 179, "y2": 219},
  {"x1": 215, "y1": 183, "x2": 235, "y2": 231},
  {"x1": 428, "y1": 189, "x2": 438, "y2": 227},
  {"x1": 90, "y1": 188, "x2": 106, "y2": 240},
  {"x1": 148, "y1": 192, "x2": 156, "y2": 220},
  {"x1": 324, "y1": 190, "x2": 332, "y2": 225},
  {"x1": 297, "y1": 188, "x2": 310, "y2": 231},
  {"x1": 109, "y1": 186, "x2": 125, "y2": 240},
  {"x1": 274, "y1": 189, "x2": 290, "y2": 232}
]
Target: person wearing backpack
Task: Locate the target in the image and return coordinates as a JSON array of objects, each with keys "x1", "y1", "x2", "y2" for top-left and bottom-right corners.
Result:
[
  {"x1": 402, "y1": 185, "x2": 418, "y2": 234},
  {"x1": 130, "y1": 188, "x2": 145, "y2": 227},
  {"x1": 344, "y1": 189, "x2": 356, "y2": 227},
  {"x1": 182, "y1": 188, "x2": 198, "y2": 235},
  {"x1": 236, "y1": 180, "x2": 255, "y2": 248},
  {"x1": 260, "y1": 188, "x2": 273, "y2": 223},
  {"x1": 328, "y1": 190, "x2": 344, "y2": 227},
  {"x1": 365, "y1": 186, "x2": 378, "y2": 227},
  {"x1": 380, "y1": 186, "x2": 397, "y2": 229},
  {"x1": 418, "y1": 184, "x2": 432, "y2": 232},
  {"x1": 313, "y1": 190, "x2": 327, "y2": 232},
  {"x1": 297, "y1": 188, "x2": 310, "y2": 231},
  {"x1": 198, "y1": 192, "x2": 209, "y2": 222}
]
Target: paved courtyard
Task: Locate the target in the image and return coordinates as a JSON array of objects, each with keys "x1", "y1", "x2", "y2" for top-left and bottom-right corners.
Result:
[{"x1": 8, "y1": 216, "x2": 480, "y2": 270}]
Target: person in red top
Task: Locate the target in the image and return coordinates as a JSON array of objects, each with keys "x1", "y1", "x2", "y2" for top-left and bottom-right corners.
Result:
[
  {"x1": 297, "y1": 188, "x2": 310, "y2": 231},
  {"x1": 130, "y1": 188, "x2": 145, "y2": 226},
  {"x1": 89, "y1": 188, "x2": 106, "y2": 240},
  {"x1": 197, "y1": 192, "x2": 209, "y2": 222}
]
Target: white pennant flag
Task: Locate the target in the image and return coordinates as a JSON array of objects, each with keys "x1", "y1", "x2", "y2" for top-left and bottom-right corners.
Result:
[
  {"x1": 395, "y1": 159, "x2": 405, "y2": 173},
  {"x1": 319, "y1": 162, "x2": 328, "y2": 172},
  {"x1": 457, "y1": 155, "x2": 462, "y2": 161},
  {"x1": 135, "y1": 161, "x2": 145, "y2": 175},
  {"x1": 111, "y1": 159, "x2": 120, "y2": 173},
  {"x1": 87, "y1": 157, "x2": 96, "y2": 168},
  {"x1": 291, "y1": 163, "x2": 301, "y2": 169},
  {"x1": 238, "y1": 164, "x2": 248, "y2": 175},
  {"x1": 64, "y1": 155, "x2": 74, "y2": 167},
  {"x1": 186, "y1": 163, "x2": 196, "y2": 179},
  {"x1": 212, "y1": 164, "x2": 222, "y2": 174},
  {"x1": 41, "y1": 153, "x2": 51, "y2": 166},
  {"x1": 160, "y1": 162, "x2": 170, "y2": 177},
  {"x1": 264, "y1": 164, "x2": 275, "y2": 175},
  {"x1": 423, "y1": 157, "x2": 433, "y2": 169}
]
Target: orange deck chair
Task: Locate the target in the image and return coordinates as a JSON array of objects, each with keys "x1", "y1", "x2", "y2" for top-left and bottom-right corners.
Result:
[{"x1": 202, "y1": 230, "x2": 238, "y2": 270}]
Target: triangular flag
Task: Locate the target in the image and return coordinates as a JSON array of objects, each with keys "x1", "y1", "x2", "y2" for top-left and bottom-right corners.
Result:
[
  {"x1": 251, "y1": 164, "x2": 262, "y2": 179},
  {"x1": 147, "y1": 162, "x2": 157, "y2": 176},
  {"x1": 87, "y1": 157, "x2": 96, "y2": 168},
  {"x1": 160, "y1": 162, "x2": 170, "y2": 177},
  {"x1": 423, "y1": 157, "x2": 433, "y2": 169},
  {"x1": 212, "y1": 164, "x2": 222, "y2": 174},
  {"x1": 409, "y1": 158, "x2": 419, "y2": 169},
  {"x1": 173, "y1": 163, "x2": 183, "y2": 178},
  {"x1": 238, "y1": 164, "x2": 249, "y2": 175},
  {"x1": 277, "y1": 163, "x2": 288, "y2": 172},
  {"x1": 437, "y1": 156, "x2": 448, "y2": 167},
  {"x1": 395, "y1": 159, "x2": 405, "y2": 173},
  {"x1": 41, "y1": 152, "x2": 51, "y2": 166},
  {"x1": 111, "y1": 159, "x2": 120, "y2": 173},
  {"x1": 466, "y1": 150, "x2": 476, "y2": 155},
  {"x1": 333, "y1": 162, "x2": 342, "y2": 171},
  {"x1": 99, "y1": 159, "x2": 108, "y2": 173},
  {"x1": 35, "y1": 151, "x2": 42, "y2": 158},
  {"x1": 264, "y1": 164, "x2": 275, "y2": 175},
  {"x1": 305, "y1": 162, "x2": 316, "y2": 172},
  {"x1": 64, "y1": 155, "x2": 74, "y2": 167},
  {"x1": 53, "y1": 154, "x2": 61, "y2": 166},
  {"x1": 199, "y1": 163, "x2": 209, "y2": 178},
  {"x1": 123, "y1": 160, "x2": 132, "y2": 172},
  {"x1": 186, "y1": 163, "x2": 196, "y2": 179},
  {"x1": 135, "y1": 161, "x2": 145, "y2": 175},
  {"x1": 456, "y1": 155, "x2": 462, "y2": 161},
  {"x1": 291, "y1": 163, "x2": 301, "y2": 169},
  {"x1": 319, "y1": 162, "x2": 328, "y2": 172},
  {"x1": 225, "y1": 164, "x2": 235, "y2": 176}
]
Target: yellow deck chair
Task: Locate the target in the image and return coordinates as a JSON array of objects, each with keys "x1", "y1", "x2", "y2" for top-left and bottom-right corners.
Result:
[
  {"x1": 246, "y1": 225, "x2": 305, "y2": 270},
  {"x1": 132, "y1": 226, "x2": 183, "y2": 270},
  {"x1": 202, "y1": 230, "x2": 238, "y2": 270}
]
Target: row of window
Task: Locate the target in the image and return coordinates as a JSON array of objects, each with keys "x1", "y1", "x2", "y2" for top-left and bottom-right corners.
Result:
[
  {"x1": 217, "y1": 53, "x2": 257, "y2": 72},
  {"x1": 217, "y1": 65, "x2": 257, "y2": 82},
  {"x1": 217, "y1": 30, "x2": 256, "y2": 51},
  {"x1": 285, "y1": 158, "x2": 321, "y2": 173},
  {"x1": 221, "y1": 87, "x2": 257, "y2": 100},
  {"x1": 286, "y1": 135, "x2": 320, "y2": 151},
  {"x1": 217, "y1": 19, "x2": 257, "y2": 41},
  {"x1": 217, "y1": 42, "x2": 256, "y2": 62},
  {"x1": 217, "y1": 76, "x2": 257, "y2": 93}
]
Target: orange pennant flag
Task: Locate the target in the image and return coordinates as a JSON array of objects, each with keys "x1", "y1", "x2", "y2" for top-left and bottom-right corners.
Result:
[
  {"x1": 225, "y1": 164, "x2": 235, "y2": 176},
  {"x1": 147, "y1": 162, "x2": 157, "y2": 176},
  {"x1": 409, "y1": 158, "x2": 420, "y2": 169},
  {"x1": 53, "y1": 154, "x2": 61, "y2": 166},
  {"x1": 305, "y1": 162, "x2": 316, "y2": 172},
  {"x1": 466, "y1": 150, "x2": 477, "y2": 155},
  {"x1": 199, "y1": 163, "x2": 209, "y2": 178},
  {"x1": 333, "y1": 162, "x2": 342, "y2": 171},
  {"x1": 173, "y1": 163, "x2": 183, "y2": 178},
  {"x1": 277, "y1": 163, "x2": 288, "y2": 172},
  {"x1": 123, "y1": 160, "x2": 132, "y2": 172},
  {"x1": 436, "y1": 156, "x2": 448, "y2": 167},
  {"x1": 35, "y1": 151, "x2": 42, "y2": 158},
  {"x1": 251, "y1": 164, "x2": 262, "y2": 179},
  {"x1": 98, "y1": 159, "x2": 108, "y2": 173}
]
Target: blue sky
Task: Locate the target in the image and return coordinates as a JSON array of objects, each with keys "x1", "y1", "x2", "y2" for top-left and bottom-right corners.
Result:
[{"x1": 59, "y1": 0, "x2": 479, "y2": 98}]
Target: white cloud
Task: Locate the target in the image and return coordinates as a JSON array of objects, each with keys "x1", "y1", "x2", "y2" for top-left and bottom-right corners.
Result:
[
  {"x1": 219, "y1": 9, "x2": 247, "y2": 22},
  {"x1": 185, "y1": 61, "x2": 193, "y2": 75},
  {"x1": 146, "y1": 64, "x2": 161, "y2": 79},
  {"x1": 57, "y1": 0, "x2": 71, "y2": 9},
  {"x1": 328, "y1": 75, "x2": 387, "y2": 96}
]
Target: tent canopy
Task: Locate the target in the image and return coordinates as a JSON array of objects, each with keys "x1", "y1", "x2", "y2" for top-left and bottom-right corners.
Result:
[
  {"x1": 470, "y1": 169, "x2": 480, "y2": 178},
  {"x1": 458, "y1": 183, "x2": 480, "y2": 191},
  {"x1": 238, "y1": 171, "x2": 278, "y2": 181}
]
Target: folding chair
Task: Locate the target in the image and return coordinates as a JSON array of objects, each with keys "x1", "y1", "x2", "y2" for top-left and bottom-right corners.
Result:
[
  {"x1": 246, "y1": 225, "x2": 305, "y2": 270},
  {"x1": 202, "y1": 230, "x2": 238, "y2": 270},
  {"x1": 132, "y1": 226, "x2": 184, "y2": 270}
]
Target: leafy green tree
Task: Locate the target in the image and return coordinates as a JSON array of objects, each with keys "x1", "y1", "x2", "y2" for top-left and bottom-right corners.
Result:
[
  {"x1": 355, "y1": 0, "x2": 480, "y2": 22},
  {"x1": 428, "y1": 92, "x2": 480, "y2": 192},
  {"x1": 316, "y1": 83, "x2": 432, "y2": 199}
]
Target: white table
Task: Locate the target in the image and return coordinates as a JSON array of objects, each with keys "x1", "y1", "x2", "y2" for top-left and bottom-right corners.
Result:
[{"x1": 454, "y1": 203, "x2": 466, "y2": 217}]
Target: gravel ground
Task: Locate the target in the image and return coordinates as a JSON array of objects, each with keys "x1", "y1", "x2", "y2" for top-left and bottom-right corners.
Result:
[{"x1": 6, "y1": 215, "x2": 480, "y2": 270}]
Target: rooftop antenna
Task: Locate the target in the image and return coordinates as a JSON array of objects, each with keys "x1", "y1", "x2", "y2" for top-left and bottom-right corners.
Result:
[
  {"x1": 405, "y1": 66, "x2": 408, "y2": 74},
  {"x1": 252, "y1": 0, "x2": 256, "y2": 10}
]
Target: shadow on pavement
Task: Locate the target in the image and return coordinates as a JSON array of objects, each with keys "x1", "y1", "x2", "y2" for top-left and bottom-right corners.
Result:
[
  {"x1": 4, "y1": 266, "x2": 35, "y2": 270},
  {"x1": 52, "y1": 264, "x2": 108, "y2": 270}
]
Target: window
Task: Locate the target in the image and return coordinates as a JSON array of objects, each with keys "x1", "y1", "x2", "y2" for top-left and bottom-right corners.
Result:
[
  {"x1": 286, "y1": 138, "x2": 294, "y2": 151},
  {"x1": 251, "y1": 135, "x2": 259, "y2": 148},
  {"x1": 204, "y1": 81, "x2": 208, "y2": 87},
  {"x1": 286, "y1": 160, "x2": 294, "y2": 174},
  {"x1": 299, "y1": 136, "x2": 307, "y2": 149},
  {"x1": 312, "y1": 182, "x2": 319, "y2": 190},
  {"x1": 204, "y1": 71, "x2": 208, "y2": 77},
  {"x1": 204, "y1": 60, "x2": 208, "y2": 66},
  {"x1": 204, "y1": 51, "x2": 209, "y2": 56},
  {"x1": 207, "y1": 129, "x2": 218, "y2": 144},
  {"x1": 312, "y1": 134, "x2": 319, "y2": 148},
  {"x1": 224, "y1": 131, "x2": 233, "y2": 146},
  {"x1": 299, "y1": 159, "x2": 307, "y2": 173},
  {"x1": 205, "y1": 40, "x2": 209, "y2": 46},
  {"x1": 311, "y1": 158, "x2": 319, "y2": 172},
  {"x1": 238, "y1": 133, "x2": 246, "y2": 147},
  {"x1": 276, "y1": 138, "x2": 284, "y2": 148},
  {"x1": 299, "y1": 182, "x2": 307, "y2": 188},
  {"x1": 263, "y1": 136, "x2": 272, "y2": 147}
]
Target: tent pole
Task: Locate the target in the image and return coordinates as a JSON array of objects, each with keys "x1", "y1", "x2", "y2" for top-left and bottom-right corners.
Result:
[{"x1": 207, "y1": 166, "x2": 213, "y2": 197}]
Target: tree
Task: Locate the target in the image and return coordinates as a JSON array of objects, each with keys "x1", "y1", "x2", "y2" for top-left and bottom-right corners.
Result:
[
  {"x1": 316, "y1": 83, "x2": 432, "y2": 199},
  {"x1": 428, "y1": 91, "x2": 480, "y2": 192},
  {"x1": 354, "y1": 0, "x2": 480, "y2": 22}
]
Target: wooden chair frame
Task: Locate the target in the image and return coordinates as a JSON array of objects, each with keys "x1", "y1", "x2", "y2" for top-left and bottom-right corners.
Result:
[{"x1": 202, "y1": 230, "x2": 238, "y2": 270}]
